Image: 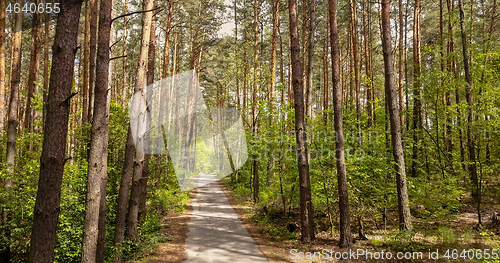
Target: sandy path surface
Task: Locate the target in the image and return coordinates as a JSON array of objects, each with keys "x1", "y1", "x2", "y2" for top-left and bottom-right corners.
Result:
[{"x1": 182, "y1": 174, "x2": 268, "y2": 263}]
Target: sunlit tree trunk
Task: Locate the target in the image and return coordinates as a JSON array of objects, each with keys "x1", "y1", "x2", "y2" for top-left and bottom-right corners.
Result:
[
  {"x1": 350, "y1": 0, "x2": 361, "y2": 143},
  {"x1": 125, "y1": 0, "x2": 155, "y2": 241},
  {"x1": 323, "y1": 24, "x2": 329, "y2": 122},
  {"x1": 252, "y1": 0, "x2": 260, "y2": 203},
  {"x1": 2, "y1": 4, "x2": 22, "y2": 261},
  {"x1": 6, "y1": 0, "x2": 23, "y2": 179},
  {"x1": 458, "y1": 0, "x2": 481, "y2": 225},
  {"x1": 42, "y1": 12, "x2": 50, "y2": 125},
  {"x1": 122, "y1": 0, "x2": 129, "y2": 106},
  {"x1": 88, "y1": 0, "x2": 98, "y2": 122},
  {"x1": 24, "y1": 2, "x2": 43, "y2": 131},
  {"x1": 411, "y1": 0, "x2": 422, "y2": 178},
  {"x1": 362, "y1": 0, "x2": 373, "y2": 127},
  {"x1": 138, "y1": 2, "x2": 157, "y2": 224},
  {"x1": 398, "y1": 0, "x2": 405, "y2": 137},
  {"x1": 306, "y1": 0, "x2": 315, "y2": 118},
  {"x1": 329, "y1": 0, "x2": 352, "y2": 247},
  {"x1": 0, "y1": 0, "x2": 6, "y2": 132},
  {"x1": 82, "y1": 0, "x2": 92, "y2": 123},
  {"x1": 381, "y1": 0, "x2": 412, "y2": 231},
  {"x1": 270, "y1": 0, "x2": 280, "y2": 113}
]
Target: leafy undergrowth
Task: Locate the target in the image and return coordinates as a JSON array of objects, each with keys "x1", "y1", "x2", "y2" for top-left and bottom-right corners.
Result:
[
  {"x1": 221, "y1": 177, "x2": 500, "y2": 262},
  {"x1": 126, "y1": 190, "x2": 194, "y2": 263}
]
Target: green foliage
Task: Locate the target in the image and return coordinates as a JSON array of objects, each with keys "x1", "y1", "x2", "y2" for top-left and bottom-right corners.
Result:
[
  {"x1": 150, "y1": 189, "x2": 189, "y2": 214},
  {"x1": 383, "y1": 231, "x2": 431, "y2": 251},
  {"x1": 436, "y1": 226, "x2": 458, "y2": 245}
]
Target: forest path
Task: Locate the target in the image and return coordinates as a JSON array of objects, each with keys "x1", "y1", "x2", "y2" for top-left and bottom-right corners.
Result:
[{"x1": 182, "y1": 174, "x2": 268, "y2": 263}]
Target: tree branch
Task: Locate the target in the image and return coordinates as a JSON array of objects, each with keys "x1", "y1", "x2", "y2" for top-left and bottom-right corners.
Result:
[
  {"x1": 111, "y1": 7, "x2": 163, "y2": 23},
  {"x1": 110, "y1": 55, "x2": 127, "y2": 61}
]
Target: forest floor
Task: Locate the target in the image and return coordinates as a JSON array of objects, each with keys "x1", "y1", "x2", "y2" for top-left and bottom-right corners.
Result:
[
  {"x1": 129, "y1": 189, "x2": 196, "y2": 263},
  {"x1": 218, "y1": 179, "x2": 500, "y2": 263},
  {"x1": 134, "y1": 178, "x2": 499, "y2": 263}
]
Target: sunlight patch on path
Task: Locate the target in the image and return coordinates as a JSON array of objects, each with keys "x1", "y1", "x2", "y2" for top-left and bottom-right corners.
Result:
[{"x1": 182, "y1": 174, "x2": 268, "y2": 263}]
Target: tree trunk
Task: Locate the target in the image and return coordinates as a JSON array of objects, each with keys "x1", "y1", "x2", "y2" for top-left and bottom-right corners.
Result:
[
  {"x1": 24, "y1": 3, "x2": 43, "y2": 131},
  {"x1": 398, "y1": 0, "x2": 405, "y2": 135},
  {"x1": 323, "y1": 25, "x2": 329, "y2": 119},
  {"x1": 113, "y1": 128, "x2": 134, "y2": 263},
  {"x1": 234, "y1": 0, "x2": 240, "y2": 113},
  {"x1": 362, "y1": 0, "x2": 373, "y2": 127},
  {"x1": 139, "y1": 4, "x2": 157, "y2": 224},
  {"x1": 82, "y1": 0, "x2": 92, "y2": 123},
  {"x1": 125, "y1": 0, "x2": 155, "y2": 241},
  {"x1": 5, "y1": 0, "x2": 22, "y2": 181},
  {"x1": 29, "y1": 1, "x2": 84, "y2": 262},
  {"x1": 270, "y1": 0, "x2": 280, "y2": 113},
  {"x1": 2, "y1": 4, "x2": 22, "y2": 260},
  {"x1": 0, "y1": 0, "x2": 6, "y2": 132},
  {"x1": 88, "y1": 0, "x2": 98, "y2": 122},
  {"x1": 329, "y1": 0, "x2": 352, "y2": 247},
  {"x1": 162, "y1": 1, "x2": 174, "y2": 80},
  {"x1": 252, "y1": 0, "x2": 260, "y2": 203},
  {"x1": 443, "y1": 0, "x2": 452, "y2": 162},
  {"x1": 411, "y1": 0, "x2": 422, "y2": 178},
  {"x1": 81, "y1": 0, "x2": 113, "y2": 261},
  {"x1": 42, "y1": 12, "x2": 50, "y2": 125},
  {"x1": 122, "y1": 0, "x2": 129, "y2": 106},
  {"x1": 243, "y1": 16, "x2": 248, "y2": 112},
  {"x1": 289, "y1": 0, "x2": 315, "y2": 243},
  {"x1": 458, "y1": 0, "x2": 480, "y2": 224},
  {"x1": 381, "y1": 0, "x2": 413, "y2": 231},
  {"x1": 351, "y1": 0, "x2": 361, "y2": 143},
  {"x1": 306, "y1": 0, "x2": 315, "y2": 118}
]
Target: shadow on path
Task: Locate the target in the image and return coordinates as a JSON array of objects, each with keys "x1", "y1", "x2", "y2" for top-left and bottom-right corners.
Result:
[{"x1": 182, "y1": 174, "x2": 268, "y2": 263}]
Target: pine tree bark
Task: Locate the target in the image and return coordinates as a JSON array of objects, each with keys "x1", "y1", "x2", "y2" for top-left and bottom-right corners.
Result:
[
  {"x1": 2, "y1": 4, "x2": 22, "y2": 261},
  {"x1": 351, "y1": 0, "x2": 361, "y2": 141},
  {"x1": 138, "y1": 3, "x2": 157, "y2": 224},
  {"x1": 0, "y1": 0, "x2": 5, "y2": 132},
  {"x1": 289, "y1": 0, "x2": 315, "y2": 242},
  {"x1": 323, "y1": 26, "x2": 329, "y2": 118},
  {"x1": 122, "y1": 0, "x2": 129, "y2": 106},
  {"x1": 306, "y1": 0, "x2": 316, "y2": 118},
  {"x1": 362, "y1": 0, "x2": 373, "y2": 127},
  {"x1": 458, "y1": 0, "x2": 480, "y2": 224},
  {"x1": 125, "y1": 0, "x2": 154, "y2": 241},
  {"x1": 5, "y1": 0, "x2": 22, "y2": 180},
  {"x1": 329, "y1": 0, "x2": 352, "y2": 247},
  {"x1": 270, "y1": 0, "x2": 280, "y2": 113},
  {"x1": 162, "y1": 1, "x2": 174, "y2": 80},
  {"x1": 88, "y1": 0, "x2": 98, "y2": 122},
  {"x1": 113, "y1": 127, "x2": 134, "y2": 263},
  {"x1": 234, "y1": 0, "x2": 240, "y2": 113},
  {"x1": 82, "y1": 0, "x2": 92, "y2": 123},
  {"x1": 411, "y1": 0, "x2": 422, "y2": 178},
  {"x1": 398, "y1": 0, "x2": 405, "y2": 134},
  {"x1": 381, "y1": 0, "x2": 413, "y2": 231},
  {"x1": 252, "y1": 0, "x2": 259, "y2": 203},
  {"x1": 81, "y1": 0, "x2": 113, "y2": 261},
  {"x1": 24, "y1": 3, "x2": 43, "y2": 131},
  {"x1": 29, "y1": 1, "x2": 84, "y2": 262},
  {"x1": 42, "y1": 12, "x2": 50, "y2": 125}
]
